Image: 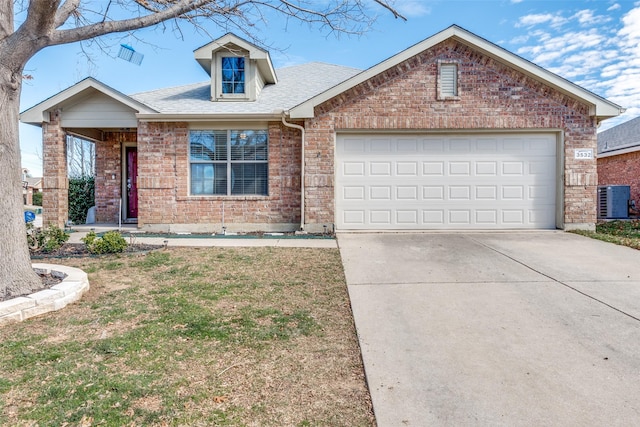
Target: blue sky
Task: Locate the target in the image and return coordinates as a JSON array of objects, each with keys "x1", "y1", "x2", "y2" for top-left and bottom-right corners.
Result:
[{"x1": 19, "y1": 0, "x2": 640, "y2": 176}]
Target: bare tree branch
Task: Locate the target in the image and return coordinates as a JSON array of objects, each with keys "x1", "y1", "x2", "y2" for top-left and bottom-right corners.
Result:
[
  {"x1": 50, "y1": 0, "x2": 211, "y2": 46},
  {"x1": 54, "y1": 0, "x2": 82, "y2": 28},
  {"x1": 374, "y1": 0, "x2": 406, "y2": 21}
]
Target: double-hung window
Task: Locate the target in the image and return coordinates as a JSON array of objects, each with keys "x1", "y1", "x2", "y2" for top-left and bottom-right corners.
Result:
[
  {"x1": 221, "y1": 57, "x2": 245, "y2": 95},
  {"x1": 190, "y1": 130, "x2": 268, "y2": 196}
]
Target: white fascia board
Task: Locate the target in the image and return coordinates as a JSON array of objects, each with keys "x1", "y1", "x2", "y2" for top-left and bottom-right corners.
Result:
[
  {"x1": 289, "y1": 25, "x2": 623, "y2": 120},
  {"x1": 20, "y1": 77, "x2": 156, "y2": 125},
  {"x1": 598, "y1": 144, "x2": 640, "y2": 158},
  {"x1": 136, "y1": 112, "x2": 285, "y2": 122}
]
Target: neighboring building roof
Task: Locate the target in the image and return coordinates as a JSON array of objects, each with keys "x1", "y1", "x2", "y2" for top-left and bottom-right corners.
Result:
[
  {"x1": 131, "y1": 62, "x2": 361, "y2": 119},
  {"x1": 24, "y1": 177, "x2": 42, "y2": 189},
  {"x1": 289, "y1": 25, "x2": 624, "y2": 120},
  {"x1": 598, "y1": 116, "x2": 640, "y2": 157}
]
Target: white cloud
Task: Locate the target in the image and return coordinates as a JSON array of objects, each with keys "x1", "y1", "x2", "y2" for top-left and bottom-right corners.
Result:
[
  {"x1": 572, "y1": 9, "x2": 611, "y2": 26},
  {"x1": 511, "y1": 4, "x2": 640, "y2": 124},
  {"x1": 394, "y1": 0, "x2": 431, "y2": 17},
  {"x1": 511, "y1": 0, "x2": 524, "y2": 3},
  {"x1": 516, "y1": 13, "x2": 567, "y2": 28},
  {"x1": 510, "y1": 35, "x2": 529, "y2": 44}
]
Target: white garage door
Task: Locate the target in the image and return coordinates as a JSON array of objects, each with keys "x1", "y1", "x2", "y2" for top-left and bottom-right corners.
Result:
[{"x1": 335, "y1": 133, "x2": 557, "y2": 230}]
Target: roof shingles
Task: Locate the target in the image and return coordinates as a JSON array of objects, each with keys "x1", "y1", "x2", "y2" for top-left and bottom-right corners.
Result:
[
  {"x1": 598, "y1": 116, "x2": 640, "y2": 154},
  {"x1": 129, "y1": 62, "x2": 361, "y2": 115}
]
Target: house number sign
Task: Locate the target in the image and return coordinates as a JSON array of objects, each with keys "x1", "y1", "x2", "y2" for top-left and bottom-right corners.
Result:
[{"x1": 574, "y1": 149, "x2": 594, "y2": 159}]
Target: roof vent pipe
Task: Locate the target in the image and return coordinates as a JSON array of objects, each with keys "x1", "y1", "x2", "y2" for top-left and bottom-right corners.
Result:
[{"x1": 281, "y1": 114, "x2": 306, "y2": 231}]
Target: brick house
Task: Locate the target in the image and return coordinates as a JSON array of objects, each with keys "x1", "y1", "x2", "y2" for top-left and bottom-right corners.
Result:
[
  {"x1": 21, "y1": 25, "x2": 623, "y2": 233},
  {"x1": 597, "y1": 116, "x2": 640, "y2": 207}
]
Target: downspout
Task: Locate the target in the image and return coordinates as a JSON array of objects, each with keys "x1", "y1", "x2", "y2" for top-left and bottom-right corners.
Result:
[{"x1": 281, "y1": 114, "x2": 306, "y2": 231}]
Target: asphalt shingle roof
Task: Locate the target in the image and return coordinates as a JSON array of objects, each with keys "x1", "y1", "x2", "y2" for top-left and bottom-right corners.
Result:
[
  {"x1": 129, "y1": 62, "x2": 361, "y2": 115},
  {"x1": 598, "y1": 116, "x2": 640, "y2": 154}
]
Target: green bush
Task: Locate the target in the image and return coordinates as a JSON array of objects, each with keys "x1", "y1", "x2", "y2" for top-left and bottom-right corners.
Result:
[
  {"x1": 27, "y1": 224, "x2": 69, "y2": 253},
  {"x1": 32, "y1": 191, "x2": 42, "y2": 206},
  {"x1": 68, "y1": 176, "x2": 95, "y2": 224},
  {"x1": 82, "y1": 231, "x2": 128, "y2": 254}
]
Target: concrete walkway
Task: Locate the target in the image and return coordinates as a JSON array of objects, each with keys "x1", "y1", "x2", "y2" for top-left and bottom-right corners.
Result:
[
  {"x1": 65, "y1": 225, "x2": 337, "y2": 248},
  {"x1": 338, "y1": 231, "x2": 640, "y2": 426}
]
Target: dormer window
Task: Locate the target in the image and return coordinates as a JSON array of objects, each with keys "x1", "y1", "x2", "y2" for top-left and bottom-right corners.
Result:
[
  {"x1": 215, "y1": 52, "x2": 250, "y2": 100},
  {"x1": 221, "y1": 57, "x2": 245, "y2": 94},
  {"x1": 194, "y1": 33, "x2": 278, "y2": 103}
]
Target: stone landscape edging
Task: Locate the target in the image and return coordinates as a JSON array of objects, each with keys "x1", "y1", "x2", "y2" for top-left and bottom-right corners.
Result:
[{"x1": 0, "y1": 264, "x2": 90, "y2": 325}]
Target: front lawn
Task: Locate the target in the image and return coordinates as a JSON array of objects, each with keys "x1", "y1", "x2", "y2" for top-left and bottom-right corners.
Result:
[
  {"x1": 0, "y1": 247, "x2": 374, "y2": 426},
  {"x1": 571, "y1": 220, "x2": 640, "y2": 250}
]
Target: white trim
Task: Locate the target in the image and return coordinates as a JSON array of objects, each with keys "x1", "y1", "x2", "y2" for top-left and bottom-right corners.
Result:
[
  {"x1": 214, "y1": 52, "x2": 254, "y2": 101},
  {"x1": 289, "y1": 25, "x2": 622, "y2": 120},
  {"x1": 598, "y1": 145, "x2": 640, "y2": 158},
  {"x1": 136, "y1": 113, "x2": 284, "y2": 122}
]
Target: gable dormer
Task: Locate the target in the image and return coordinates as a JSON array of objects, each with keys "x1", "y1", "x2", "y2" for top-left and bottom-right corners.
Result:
[{"x1": 194, "y1": 33, "x2": 277, "y2": 102}]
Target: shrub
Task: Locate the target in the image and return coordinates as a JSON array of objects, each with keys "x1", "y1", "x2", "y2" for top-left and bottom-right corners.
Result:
[
  {"x1": 68, "y1": 176, "x2": 95, "y2": 224},
  {"x1": 32, "y1": 191, "x2": 42, "y2": 206},
  {"x1": 27, "y1": 224, "x2": 69, "y2": 253},
  {"x1": 82, "y1": 231, "x2": 128, "y2": 254}
]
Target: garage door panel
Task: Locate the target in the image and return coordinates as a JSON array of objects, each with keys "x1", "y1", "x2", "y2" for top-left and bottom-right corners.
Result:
[
  {"x1": 370, "y1": 162, "x2": 392, "y2": 175},
  {"x1": 343, "y1": 162, "x2": 365, "y2": 176},
  {"x1": 336, "y1": 133, "x2": 557, "y2": 230},
  {"x1": 424, "y1": 162, "x2": 445, "y2": 175}
]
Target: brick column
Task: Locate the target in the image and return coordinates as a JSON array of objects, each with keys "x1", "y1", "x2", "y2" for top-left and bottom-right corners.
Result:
[{"x1": 42, "y1": 110, "x2": 68, "y2": 228}]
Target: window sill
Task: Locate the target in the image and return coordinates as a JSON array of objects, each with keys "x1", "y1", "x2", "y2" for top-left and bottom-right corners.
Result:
[
  {"x1": 179, "y1": 195, "x2": 270, "y2": 201},
  {"x1": 437, "y1": 96, "x2": 461, "y2": 101}
]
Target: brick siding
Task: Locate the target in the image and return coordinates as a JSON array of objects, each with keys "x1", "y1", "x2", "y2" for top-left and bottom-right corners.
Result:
[
  {"x1": 42, "y1": 39, "x2": 600, "y2": 231},
  {"x1": 42, "y1": 110, "x2": 68, "y2": 228},
  {"x1": 135, "y1": 121, "x2": 301, "y2": 232},
  {"x1": 303, "y1": 39, "x2": 598, "y2": 230},
  {"x1": 598, "y1": 151, "x2": 640, "y2": 207}
]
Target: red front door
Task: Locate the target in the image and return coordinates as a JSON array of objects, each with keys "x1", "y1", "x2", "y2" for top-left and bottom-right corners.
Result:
[{"x1": 126, "y1": 147, "x2": 138, "y2": 219}]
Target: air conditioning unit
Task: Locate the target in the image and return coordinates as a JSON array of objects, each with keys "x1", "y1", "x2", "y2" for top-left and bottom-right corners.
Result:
[{"x1": 598, "y1": 185, "x2": 630, "y2": 219}]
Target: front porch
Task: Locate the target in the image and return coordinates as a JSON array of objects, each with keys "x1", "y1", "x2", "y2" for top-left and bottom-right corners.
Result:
[
  {"x1": 20, "y1": 78, "x2": 155, "y2": 230},
  {"x1": 42, "y1": 112, "x2": 138, "y2": 229}
]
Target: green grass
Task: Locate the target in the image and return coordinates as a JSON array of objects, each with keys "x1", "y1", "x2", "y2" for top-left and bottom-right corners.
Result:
[
  {"x1": 571, "y1": 220, "x2": 640, "y2": 250},
  {"x1": 1, "y1": 247, "x2": 374, "y2": 426}
]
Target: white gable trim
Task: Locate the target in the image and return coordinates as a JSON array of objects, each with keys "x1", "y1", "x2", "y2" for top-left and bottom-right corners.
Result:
[
  {"x1": 289, "y1": 25, "x2": 623, "y2": 120},
  {"x1": 20, "y1": 77, "x2": 156, "y2": 125}
]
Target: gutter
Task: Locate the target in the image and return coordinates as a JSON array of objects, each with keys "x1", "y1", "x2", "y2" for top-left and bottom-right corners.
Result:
[
  {"x1": 281, "y1": 113, "x2": 306, "y2": 232},
  {"x1": 135, "y1": 112, "x2": 284, "y2": 122}
]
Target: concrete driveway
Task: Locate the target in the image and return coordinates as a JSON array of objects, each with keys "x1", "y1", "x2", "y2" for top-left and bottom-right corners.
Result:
[{"x1": 338, "y1": 232, "x2": 640, "y2": 426}]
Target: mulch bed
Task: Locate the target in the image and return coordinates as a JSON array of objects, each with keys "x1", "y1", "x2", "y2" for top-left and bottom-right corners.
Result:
[{"x1": 30, "y1": 243, "x2": 163, "y2": 259}]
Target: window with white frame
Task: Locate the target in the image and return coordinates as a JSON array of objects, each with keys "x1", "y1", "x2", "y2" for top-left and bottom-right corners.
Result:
[
  {"x1": 439, "y1": 63, "x2": 458, "y2": 98},
  {"x1": 189, "y1": 130, "x2": 268, "y2": 196},
  {"x1": 221, "y1": 57, "x2": 246, "y2": 95}
]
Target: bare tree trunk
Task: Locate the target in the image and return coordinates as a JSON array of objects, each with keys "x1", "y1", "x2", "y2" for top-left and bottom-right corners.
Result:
[{"x1": 0, "y1": 68, "x2": 41, "y2": 299}]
